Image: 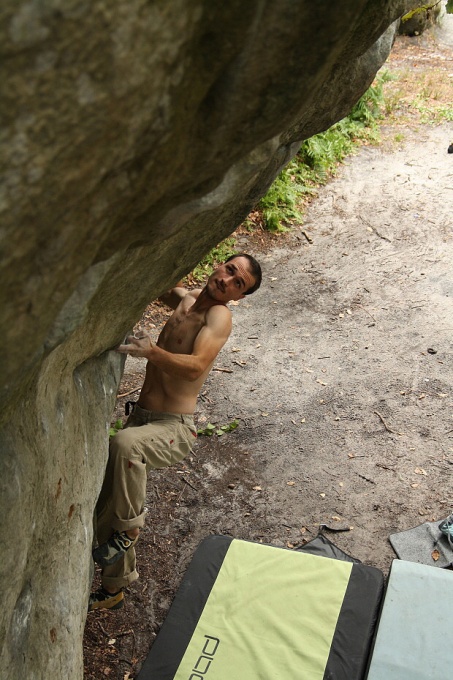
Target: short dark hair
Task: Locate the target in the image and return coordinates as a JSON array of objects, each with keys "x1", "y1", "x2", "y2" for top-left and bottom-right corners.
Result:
[{"x1": 225, "y1": 253, "x2": 262, "y2": 295}]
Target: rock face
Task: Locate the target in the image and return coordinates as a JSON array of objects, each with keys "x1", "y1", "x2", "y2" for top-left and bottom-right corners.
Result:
[
  {"x1": 399, "y1": 1, "x2": 443, "y2": 35},
  {"x1": 0, "y1": 1, "x2": 419, "y2": 677}
]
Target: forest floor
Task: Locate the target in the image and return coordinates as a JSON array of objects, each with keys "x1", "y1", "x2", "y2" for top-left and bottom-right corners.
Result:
[{"x1": 83, "y1": 22, "x2": 453, "y2": 680}]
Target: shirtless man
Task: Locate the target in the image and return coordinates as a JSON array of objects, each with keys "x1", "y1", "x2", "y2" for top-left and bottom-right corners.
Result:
[{"x1": 89, "y1": 254, "x2": 262, "y2": 611}]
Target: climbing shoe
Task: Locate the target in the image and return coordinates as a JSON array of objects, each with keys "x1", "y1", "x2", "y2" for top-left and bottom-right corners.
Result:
[
  {"x1": 92, "y1": 530, "x2": 137, "y2": 567},
  {"x1": 88, "y1": 587, "x2": 124, "y2": 612}
]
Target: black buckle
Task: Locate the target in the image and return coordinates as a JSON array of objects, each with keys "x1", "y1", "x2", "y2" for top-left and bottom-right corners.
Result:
[{"x1": 125, "y1": 401, "x2": 137, "y2": 416}]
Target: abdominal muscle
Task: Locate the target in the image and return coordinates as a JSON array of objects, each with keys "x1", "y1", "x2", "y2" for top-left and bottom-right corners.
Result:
[
  {"x1": 137, "y1": 293, "x2": 225, "y2": 414},
  {"x1": 137, "y1": 359, "x2": 213, "y2": 415}
]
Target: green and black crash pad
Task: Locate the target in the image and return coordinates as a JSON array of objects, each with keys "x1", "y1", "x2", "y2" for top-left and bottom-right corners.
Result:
[{"x1": 137, "y1": 535, "x2": 384, "y2": 679}]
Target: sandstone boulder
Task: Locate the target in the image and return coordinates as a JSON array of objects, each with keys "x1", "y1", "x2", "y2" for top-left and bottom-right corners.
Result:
[
  {"x1": 0, "y1": 1, "x2": 419, "y2": 678},
  {"x1": 399, "y1": 1, "x2": 443, "y2": 35}
]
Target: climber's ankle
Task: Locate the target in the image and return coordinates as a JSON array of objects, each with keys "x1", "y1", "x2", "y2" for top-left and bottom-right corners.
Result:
[{"x1": 125, "y1": 527, "x2": 140, "y2": 540}]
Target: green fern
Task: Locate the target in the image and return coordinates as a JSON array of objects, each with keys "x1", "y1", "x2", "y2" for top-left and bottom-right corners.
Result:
[
  {"x1": 258, "y1": 71, "x2": 390, "y2": 230},
  {"x1": 190, "y1": 237, "x2": 237, "y2": 283}
]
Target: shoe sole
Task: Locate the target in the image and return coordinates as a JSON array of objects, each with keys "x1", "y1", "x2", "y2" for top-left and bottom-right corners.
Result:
[{"x1": 88, "y1": 592, "x2": 124, "y2": 612}]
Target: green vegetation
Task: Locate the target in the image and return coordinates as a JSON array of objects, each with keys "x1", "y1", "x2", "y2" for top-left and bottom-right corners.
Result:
[
  {"x1": 197, "y1": 420, "x2": 239, "y2": 437},
  {"x1": 189, "y1": 237, "x2": 237, "y2": 284},
  {"x1": 400, "y1": 4, "x2": 436, "y2": 23},
  {"x1": 412, "y1": 98, "x2": 453, "y2": 124},
  {"x1": 382, "y1": 67, "x2": 453, "y2": 124},
  {"x1": 189, "y1": 59, "x2": 451, "y2": 269},
  {"x1": 109, "y1": 419, "x2": 123, "y2": 437},
  {"x1": 259, "y1": 70, "x2": 392, "y2": 232}
]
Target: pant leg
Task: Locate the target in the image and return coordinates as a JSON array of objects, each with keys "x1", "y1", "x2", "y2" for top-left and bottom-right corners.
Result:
[
  {"x1": 96, "y1": 417, "x2": 195, "y2": 589},
  {"x1": 100, "y1": 536, "x2": 139, "y2": 590},
  {"x1": 95, "y1": 431, "x2": 142, "y2": 588}
]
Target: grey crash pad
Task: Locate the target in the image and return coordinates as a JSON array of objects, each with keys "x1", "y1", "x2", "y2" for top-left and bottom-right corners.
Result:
[
  {"x1": 389, "y1": 519, "x2": 453, "y2": 568},
  {"x1": 366, "y1": 559, "x2": 453, "y2": 680}
]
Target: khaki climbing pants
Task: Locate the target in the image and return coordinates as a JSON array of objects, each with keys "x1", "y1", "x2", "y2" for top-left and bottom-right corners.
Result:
[{"x1": 95, "y1": 405, "x2": 197, "y2": 590}]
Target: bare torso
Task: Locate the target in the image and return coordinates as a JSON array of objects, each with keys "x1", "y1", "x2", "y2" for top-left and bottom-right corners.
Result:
[{"x1": 137, "y1": 291, "x2": 227, "y2": 414}]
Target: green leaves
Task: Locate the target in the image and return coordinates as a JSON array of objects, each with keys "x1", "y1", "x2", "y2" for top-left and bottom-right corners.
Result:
[
  {"x1": 109, "y1": 419, "x2": 123, "y2": 437},
  {"x1": 190, "y1": 238, "x2": 237, "y2": 284},
  {"x1": 258, "y1": 73, "x2": 390, "y2": 232},
  {"x1": 197, "y1": 420, "x2": 239, "y2": 437},
  {"x1": 110, "y1": 417, "x2": 239, "y2": 439}
]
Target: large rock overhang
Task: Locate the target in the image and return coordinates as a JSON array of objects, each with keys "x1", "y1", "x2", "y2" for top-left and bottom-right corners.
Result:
[{"x1": 0, "y1": 1, "x2": 419, "y2": 677}]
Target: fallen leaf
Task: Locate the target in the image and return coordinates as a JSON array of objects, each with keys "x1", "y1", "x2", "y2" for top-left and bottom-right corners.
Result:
[
  {"x1": 414, "y1": 467, "x2": 427, "y2": 476},
  {"x1": 287, "y1": 542, "x2": 295, "y2": 548},
  {"x1": 432, "y1": 549, "x2": 440, "y2": 561}
]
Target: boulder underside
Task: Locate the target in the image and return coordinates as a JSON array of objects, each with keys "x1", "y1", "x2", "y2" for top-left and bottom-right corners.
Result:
[{"x1": 0, "y1": 1, "x2": 419, "y2": 677}]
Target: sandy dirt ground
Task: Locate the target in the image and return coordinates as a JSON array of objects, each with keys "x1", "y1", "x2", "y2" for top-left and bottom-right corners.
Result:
[{"x1": 84, "y1": 23, "x2": 453, "y2": 680}]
